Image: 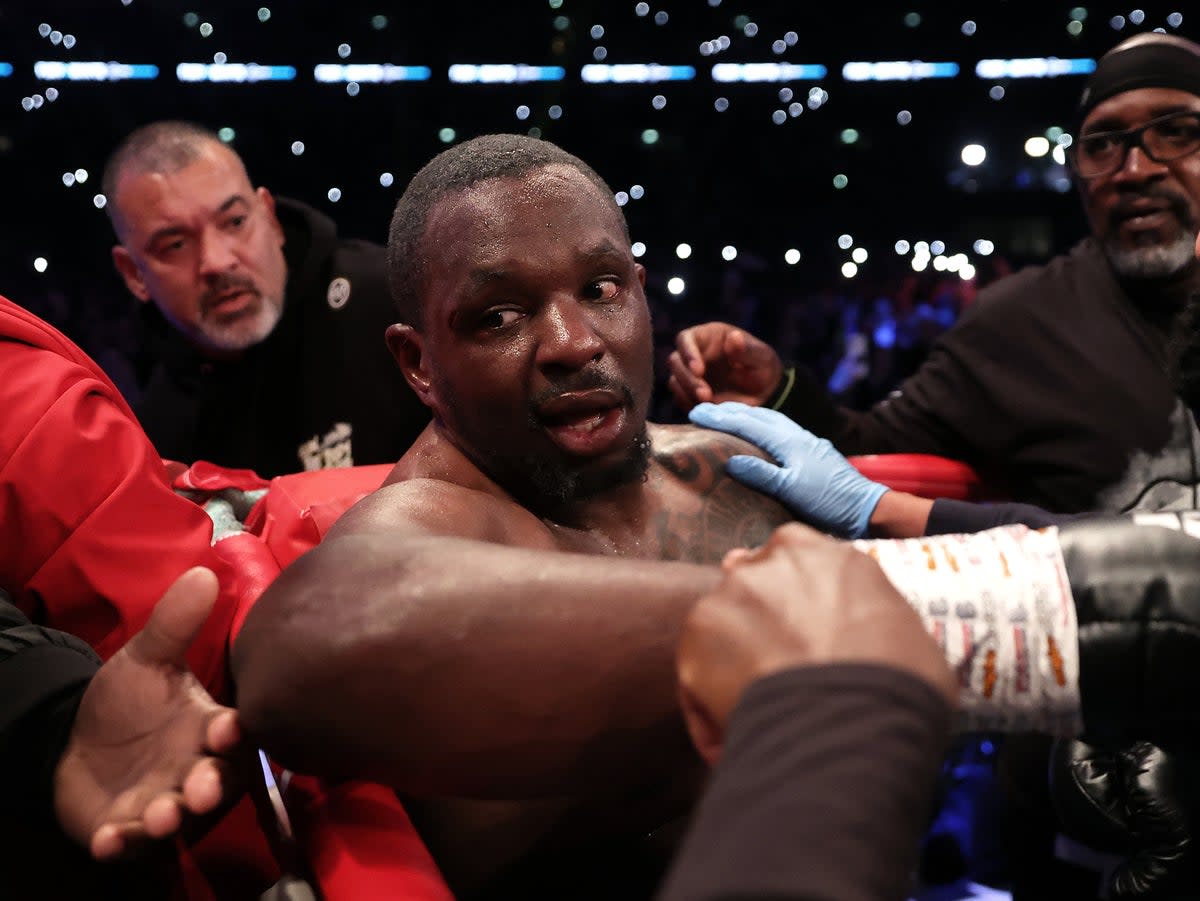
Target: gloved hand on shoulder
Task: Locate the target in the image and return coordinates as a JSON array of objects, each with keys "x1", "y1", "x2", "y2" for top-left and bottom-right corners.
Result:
[{"x1": 689, "y1": 401, "x2": 888, "y2": 539}]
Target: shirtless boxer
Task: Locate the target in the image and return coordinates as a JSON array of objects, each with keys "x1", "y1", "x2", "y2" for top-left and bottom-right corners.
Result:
[{"x1": 233, "y1": 133, "x2": 793, "y2": 898}]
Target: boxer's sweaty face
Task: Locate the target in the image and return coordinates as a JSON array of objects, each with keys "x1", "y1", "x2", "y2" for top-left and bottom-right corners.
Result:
[
  {"x1": 413, "y1": 165, "x2": 655, "y2": 508},
  {"x1": 111, "y1": 142, "x2": 289, "y2": 355}
]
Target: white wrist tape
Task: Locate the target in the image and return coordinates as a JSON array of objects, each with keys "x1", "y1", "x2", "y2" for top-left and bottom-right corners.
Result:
[{"x1": 854, "y1": 525, "x2": 1082, "y2": 735}]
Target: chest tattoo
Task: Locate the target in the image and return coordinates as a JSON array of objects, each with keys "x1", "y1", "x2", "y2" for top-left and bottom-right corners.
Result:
[{"x1": 654, "y1": 445, "x2": 791, "y2": 563}]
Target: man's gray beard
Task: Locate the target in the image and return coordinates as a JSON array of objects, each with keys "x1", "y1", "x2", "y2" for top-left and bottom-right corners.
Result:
[
  {"x1": 200, "y1": 293, "x2": 284, "y2": 352},
  {"x1": 1104, "y1": 231, "x2": 1197, "y2": 280}
]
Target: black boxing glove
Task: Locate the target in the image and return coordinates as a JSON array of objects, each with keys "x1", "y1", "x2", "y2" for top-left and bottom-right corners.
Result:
[
  {"x1": 1050, "y1": 737, "x2": 1200, "y2": 899},
  {"x1": 1058, "y1": 516, "x2": 1200, "y2": 744}
]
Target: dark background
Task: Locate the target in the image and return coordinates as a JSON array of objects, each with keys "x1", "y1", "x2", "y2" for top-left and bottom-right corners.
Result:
[{"x1": 0, "y1": 1, "x2": 1192, "y2": 408}]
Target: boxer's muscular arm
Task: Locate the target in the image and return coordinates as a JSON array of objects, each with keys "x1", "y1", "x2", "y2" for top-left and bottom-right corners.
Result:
[{"x1": 232, "y1": 479, "x2": 722, "y2": 798}]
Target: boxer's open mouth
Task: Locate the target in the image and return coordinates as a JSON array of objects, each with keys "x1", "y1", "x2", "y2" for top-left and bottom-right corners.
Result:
[{"x1": 537, "y1": 390, "x2": 628, "y2": 455}]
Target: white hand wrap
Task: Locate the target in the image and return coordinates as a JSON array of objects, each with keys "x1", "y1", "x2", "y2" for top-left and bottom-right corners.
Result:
[{"x1": 854, "y1": 525, "x2": 1082, "y2": 735}]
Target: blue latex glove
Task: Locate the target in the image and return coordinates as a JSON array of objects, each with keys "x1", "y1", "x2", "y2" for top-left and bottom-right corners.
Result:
[{"x1": 688, "y1": 401, "x2": 889, "y2": 539}]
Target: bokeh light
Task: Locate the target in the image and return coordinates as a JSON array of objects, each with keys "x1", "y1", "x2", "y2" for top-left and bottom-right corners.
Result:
[{"x1": 961, "y1": 144, "x2": 986, "y2": 166}]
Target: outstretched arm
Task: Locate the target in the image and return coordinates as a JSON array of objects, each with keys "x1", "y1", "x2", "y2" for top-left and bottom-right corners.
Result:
[
  {"x1": 688, "y1": 401, "x2": 1080, "y2": 539},
  {"x1": 232, "y1": 487, "x2": 720, "y2": 799},
  {"x1": 667, "y1": 317, "x2": 1000, "y2": 466}
]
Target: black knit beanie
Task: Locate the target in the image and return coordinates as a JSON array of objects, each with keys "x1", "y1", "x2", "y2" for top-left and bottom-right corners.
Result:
[{"x1": 1076, "y1": 36, "x2": 1200, "y2": 129}]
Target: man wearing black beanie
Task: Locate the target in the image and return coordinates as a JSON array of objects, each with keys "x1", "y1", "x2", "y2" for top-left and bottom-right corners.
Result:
[
  {"x1": 668, "y1": 32, "x2": 1200, "y2": 519},
  {"x1": 1073, "y1": 33, "x2": 1200, "y2": 283}
]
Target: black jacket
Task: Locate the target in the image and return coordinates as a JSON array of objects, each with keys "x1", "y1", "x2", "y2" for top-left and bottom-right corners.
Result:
[
  {"x1": 657, "y1": 665, "x2": 951, "y2": 901},
  {"x1": 0, "y1": 590, "x2": 99, "y2": 820},
  {"x1": 135, "y1": 198, "x2": 429, "y2": 478},
  {"x1": 0, "y1": 593, "x2": 168, "y2": 898}
]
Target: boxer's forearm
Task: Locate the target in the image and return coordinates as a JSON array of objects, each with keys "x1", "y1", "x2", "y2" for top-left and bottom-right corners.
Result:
[
  {"x1": 856, "y1": 516, "x2": 1200, "y2": 742},
  {"x1": 856, "y1": 524, "x2": 1082, "y2": 735},
  {"x1": 233, "y1": 533, "x2": 717, "y2": 798}
]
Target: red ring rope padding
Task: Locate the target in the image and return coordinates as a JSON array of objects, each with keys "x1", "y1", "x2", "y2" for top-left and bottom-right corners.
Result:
[{"x1": 849, "y1": 453, "x2": 995, "y2": 501}]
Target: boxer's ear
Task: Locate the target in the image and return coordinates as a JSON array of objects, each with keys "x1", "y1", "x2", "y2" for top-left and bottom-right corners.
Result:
[{"x1": 387, "y1": 324, "x2": 434, "y2": 408}]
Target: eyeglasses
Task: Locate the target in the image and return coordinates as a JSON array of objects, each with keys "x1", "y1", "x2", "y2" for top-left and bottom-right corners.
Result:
[{"x1": 1069, "y1": 112, "x2": 1200, "y2": 178}]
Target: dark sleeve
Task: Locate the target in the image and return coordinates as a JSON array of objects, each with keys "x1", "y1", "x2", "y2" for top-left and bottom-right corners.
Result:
[
  {"x1": 772, "y1": 276, "x2": 1047, "y2": 463},
  {"x1": 772, "y1": 342, "x2": 987, "y2": 459},
  {"x1": 656, "y1": 664, "x2": 952, "y2": 901},
  {"x1": 768, "y1": 364, "x2": 840, "y2": 437},
  {"x1": 0, "y1": 592, "x2": 100, "y2": 821},
  {"x1": 925, "y1": 498, "x2": 1091, "y2": 534}
]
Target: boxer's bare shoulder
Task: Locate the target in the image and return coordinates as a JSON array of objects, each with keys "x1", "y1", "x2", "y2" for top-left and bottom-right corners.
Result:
[
  {"x1": 330, "y1": 473, "x2": 554, "y2": 548},
  {"x1": 647, "y1": 423, "x2": 792, "y2": 563}
]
